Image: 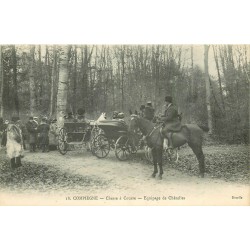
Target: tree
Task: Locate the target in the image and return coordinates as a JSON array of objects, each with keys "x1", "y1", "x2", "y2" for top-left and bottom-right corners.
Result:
[
  {"x1": 11, "y1": 45, "x2": 19, "y2": 116},
  {"x1": 49, "y1": 45, "x2": 58, "y2": 117},
  {"x1": 56, "y1": 45, "x2": 71, "y2": 126},
  {"x1": 0, "y1": 45, "x2": 3, "y2": 117},
  {"x1": 204, "y1": 45, "x2": 213, "y2": 134},
  {"x1": 29, "y1": 45, "x2": 36, "y2": 116}
]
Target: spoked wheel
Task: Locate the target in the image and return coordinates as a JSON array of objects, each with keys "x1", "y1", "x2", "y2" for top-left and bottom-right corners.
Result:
[
  {"x1": 166, "y1": 148, "x2": 179, "y2": 163},
  {"x1": 144, "y1": 145, "x2": 153, "y2": 163},
  {"x1": 115, "y1": 135, "x2": 133, "y2": 161},
  {"x1": 92, "y1": 134, "x2": 110, "y2": 158},
  {"x1": 90, "y1": 125, "x2": 103, "y2": 141},
  {"x1": 58, "y1": 128, "x2": 67, "y2": 155}
]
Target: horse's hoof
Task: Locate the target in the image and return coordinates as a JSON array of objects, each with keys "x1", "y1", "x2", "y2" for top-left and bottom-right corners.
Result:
[
  {"x1": 151, "y1": 173, "x2": 156, "y2": 178},
  {"x1": 158, "y1": 175, "x2": 163, "y2": 180}
]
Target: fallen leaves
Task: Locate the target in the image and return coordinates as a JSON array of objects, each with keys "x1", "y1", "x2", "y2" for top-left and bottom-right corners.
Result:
[{"x1": 0, "y1": 159, "x2": 108, "y2": 193}]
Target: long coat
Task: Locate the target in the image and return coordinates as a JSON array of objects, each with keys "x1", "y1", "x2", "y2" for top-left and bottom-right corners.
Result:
[
  {"x1": 6, "y1": 124, "x2": 23, "y2": 159},
  {"x1": 37, "y1": 123, "x2": 50, "y2": 145},
  {"x1": 26, "y1": 121, "x2": 37, "y2": 144},
  {"x1": 49, "y1": 123, "x2": 58, "y2": 146},
  {"x1": 161, "y1": 104, "x2": 181, "y2": 132},
  {"x1": 144, "y1": 106, "x2": 155, "y2": 121}
]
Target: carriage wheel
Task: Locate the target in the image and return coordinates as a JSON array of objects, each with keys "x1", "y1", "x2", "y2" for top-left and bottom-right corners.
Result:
[
  {"x1": 144, "y1": 145, "x2": 153, "y2": 163},
  {"x1": 115, "y1": 135, "x2": 132, "y2": 161},
  {"x1": 90, "y1": 126, "x2": 103, "y2": 141},
  {"x1": 58, "y1": 128, "x2": 67, "y2": 155},
  {"x1": 92, "y1": 134, "x2": 110, "y2": 158}
]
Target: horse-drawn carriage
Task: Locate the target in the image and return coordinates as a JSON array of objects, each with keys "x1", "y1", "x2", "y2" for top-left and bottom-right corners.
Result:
[
  {"x1": 91, "y1": 119, "x2": 144, "y2": 161},
  {"x1": 58, "y1": 121, "x2": 92, "y2": 155}
]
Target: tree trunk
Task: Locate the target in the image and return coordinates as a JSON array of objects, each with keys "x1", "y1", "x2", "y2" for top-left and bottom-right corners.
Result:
[
  {"x1": 204, "y1": 45, "x2": 213, "y2": 134},
  {"x1": 0, "y1": 45, "x2": 3, "y2": 117},
  {"x1": 49, "y1": 45, "x2": 57, "y2": 117},
  {"x1": 212, "y1": 45, "x2": 225, "y2": 111},
  {"x1": 190, "y1": 45, "x2": 195, "y2": 98},
  {"x1": 12, "y1": 45, "x2": 19, "y2": 116},
  {"x1": 29, "y1": 45, "x2": 36, "y2": 116},
  {"x1": 56, "y1": 45, "x2": 71, "y2": 126},
  {"x1": 73, "y1": 45, "x2": 77, "y2": 114}
]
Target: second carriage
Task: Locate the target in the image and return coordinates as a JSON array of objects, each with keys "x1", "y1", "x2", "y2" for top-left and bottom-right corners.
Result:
[{"x1": 91, "y1": 120, "x2": 143, "y2": 161}]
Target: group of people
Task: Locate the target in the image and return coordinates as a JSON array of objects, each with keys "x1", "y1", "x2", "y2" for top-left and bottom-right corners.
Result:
[
  {"x1": 64, "y1": 108, "x2": 89, "y2": 123},
  {"x1": 0, "y1": 116, "x2": 58, "y2": 169}
]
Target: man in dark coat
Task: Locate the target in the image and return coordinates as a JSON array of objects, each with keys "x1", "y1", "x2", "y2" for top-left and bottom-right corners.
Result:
[
  {"x1": 139, "y1": 105, "x2": 145, "y2": 117},
  {"x1": 37, "y1": 118, "x2": 50, "y2": 152},
  {"x1": 26, "y1": 117, "x2": 38, "y2": 152},
  {"x1": 144, "y1": 101, "x2": 155, "y2": 121},
  {"x1": 161, "y1": 96, "x2": 182, "y2": 149}
]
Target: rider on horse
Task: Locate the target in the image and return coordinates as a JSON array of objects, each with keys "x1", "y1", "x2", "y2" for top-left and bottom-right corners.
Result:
[{"x1": 161, "y1": 96, "x2": 181, "y2": 149}]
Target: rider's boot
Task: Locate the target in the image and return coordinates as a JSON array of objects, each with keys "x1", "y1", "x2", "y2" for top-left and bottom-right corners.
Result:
[{"x1": 167, "y1": 132, "x2": 173, "y2": 149}]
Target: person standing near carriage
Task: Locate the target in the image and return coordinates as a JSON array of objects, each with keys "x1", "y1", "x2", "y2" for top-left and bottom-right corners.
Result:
[
  {"x1": 161, "y1": 96, "x2": 182, "y2": 149},
  {"x1": 139, "y1": 105, "x2": 145, "y2": 117},
  {"x1": 26, "y1": 116, "x2": 38, "y2": 152},
  {"x1": 144, "y1": 101, "x2": 155, "y2": 121},
  {"x1": 6, "y1": 117, "x2": 24, "y2": 169},
  {"x1": 37, "y1": 117, "x2": 50, "y2": 152}
]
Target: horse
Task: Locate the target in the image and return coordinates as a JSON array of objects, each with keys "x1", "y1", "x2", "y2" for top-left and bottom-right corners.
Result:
[{"x1": 129, "y1": 115, "x2": 206, "y2": 180}]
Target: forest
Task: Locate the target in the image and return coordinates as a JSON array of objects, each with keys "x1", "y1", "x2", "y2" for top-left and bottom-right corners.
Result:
[{"x1": 0, "y1": 44, "x2": 249, "y2": 143}]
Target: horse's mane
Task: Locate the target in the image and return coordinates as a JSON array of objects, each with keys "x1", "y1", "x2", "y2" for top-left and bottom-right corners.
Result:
[{"x1": 135, "y1": 116, "x2": 155, "y2": 135}]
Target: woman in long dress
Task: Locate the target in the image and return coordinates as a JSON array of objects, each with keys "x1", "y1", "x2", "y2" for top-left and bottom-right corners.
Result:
[{"x1": 6, "y1": 117, "x2": 24, "y2": 169}]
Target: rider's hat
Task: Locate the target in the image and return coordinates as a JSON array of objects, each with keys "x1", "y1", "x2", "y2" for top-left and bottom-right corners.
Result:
[{"x1": 165, "y1": 96, "x2": 172, "y2": 103}]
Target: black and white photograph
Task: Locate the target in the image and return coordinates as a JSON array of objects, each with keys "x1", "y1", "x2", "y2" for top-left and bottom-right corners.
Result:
[{"x1": 0, "y1": 44, "x2": 249, "y2": 206}]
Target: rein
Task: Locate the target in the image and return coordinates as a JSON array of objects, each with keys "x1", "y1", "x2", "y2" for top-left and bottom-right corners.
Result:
[{"x1": 135, "y1": 117, "x2": 162, "y2": 148}]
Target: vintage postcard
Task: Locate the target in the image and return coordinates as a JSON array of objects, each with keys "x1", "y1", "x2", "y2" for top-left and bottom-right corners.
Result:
[{"x1": 0, "y1": 44, "x2": 249, "y2": 206}]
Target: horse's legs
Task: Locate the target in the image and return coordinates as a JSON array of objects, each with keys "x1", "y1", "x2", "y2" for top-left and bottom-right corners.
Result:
[
  {"x1": 151, "y1": 148, "x2": 158, "y2": 178},
  {"x1": 157, "y1": 147, "x2": 163, "y2": 180},
  {"x1": 188, "y1": 143, "x2": 205, "y2": 178}
]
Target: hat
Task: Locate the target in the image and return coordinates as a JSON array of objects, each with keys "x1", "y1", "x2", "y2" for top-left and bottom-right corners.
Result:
[
  {"x1": 165, "y1": 96, "x2": 172, "y2": 103},
  {"x1": 11, "y1": 116, "x2": 19, "y2": 122},
  {"x1": 117, "y1": 112, "x2": 124, "y2": 119},
  {"x1": 77, "y1": 108, "x2": 85, "y2": 115},
  {"x1": 140, "y1": 105, "x2": 145, "y2": 110},
  {"x1": 147, "y1": 101, "x2": 152, "y2": 104},
  {"x1": 33, "y1": 116, "x2": 38, "y2": 120}
]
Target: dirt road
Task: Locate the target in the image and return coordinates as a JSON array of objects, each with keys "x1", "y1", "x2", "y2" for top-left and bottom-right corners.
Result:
[{"x1": 1, "y1": 145, "x2": 248, "y2": 206}]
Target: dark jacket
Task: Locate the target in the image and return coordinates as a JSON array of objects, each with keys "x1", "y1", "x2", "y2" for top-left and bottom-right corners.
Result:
[
  {"x1": 37, "y1": 123, "x2": 50, "y2": 145},
  {"x1": 26, "y1": 120, "x2": 38, "y2": 144},
  {"x1": 144, "y1": 106, "x2": 155, "y2": 121},
  {"x1": 162, "y1": 104, "x2": 181, "y2": 132}
]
